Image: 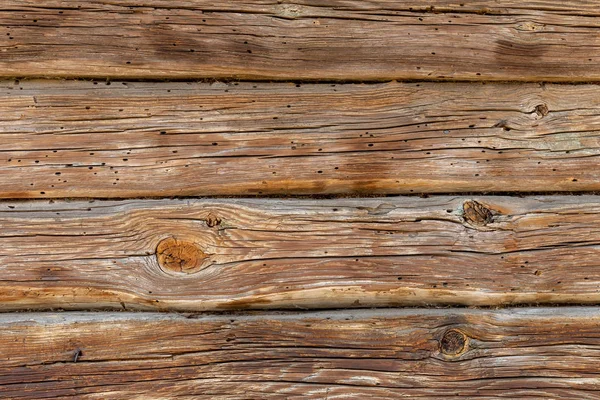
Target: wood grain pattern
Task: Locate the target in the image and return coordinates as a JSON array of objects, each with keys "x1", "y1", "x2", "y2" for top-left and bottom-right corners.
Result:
[
  {"x1": 3, "y1": 2, "x2": 597, "y2": 396},
  {"x1": 3, "y1": 196, "x2": 600, "y2": 311},
  {"x1": 2, "y1": 308, "x2": 600, "y2": 399},
  {"x1": 3, "y1": 80, "x2": 600, "y2": 198},
  {"x1": 1, "y1": 1, "x2": 600, "y2": 81}
]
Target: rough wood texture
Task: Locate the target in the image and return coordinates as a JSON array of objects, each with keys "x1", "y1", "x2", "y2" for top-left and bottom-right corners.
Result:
[
  {"x1": 2, "y1": 308, "x2": 600, "y2": 399},
  {"x1": 1, "y1": 1, "x2": 600, "y2": 81},
  {"x1": 3, "y1": 80, "x2": 600, "y2": 198},
  {"x1": 3, "y1": 196, "x2": 600, "y2": 311}
]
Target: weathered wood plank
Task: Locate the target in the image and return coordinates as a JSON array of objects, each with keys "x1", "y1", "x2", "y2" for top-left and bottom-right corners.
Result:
[
  {"x1": 1, "y1": 1, "x2": 600, "y2": 81},
  {"x1": 2, "y1": 80, "x2": 600, "y2": 197},
  {"x1": 3, "y1": 196, "x2": 600, "y2": 311},
  {"x1": 2, "y1": 308, "x2": 600, "y2": 399}
]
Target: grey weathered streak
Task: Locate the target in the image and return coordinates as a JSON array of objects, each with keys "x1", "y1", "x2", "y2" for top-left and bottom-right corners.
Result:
[
  {"x1": 2, "y1": 196, "x2": 600, "y2": 311},
  {"x1": 2, "y1": 308, "x2": 600, "y2": 399},
  {"x1": 0, "y1": 1, "x2": 600, "y2": 81},
  {"x1": 2, "y1": 80, "x2": 600, "y2": 198}
]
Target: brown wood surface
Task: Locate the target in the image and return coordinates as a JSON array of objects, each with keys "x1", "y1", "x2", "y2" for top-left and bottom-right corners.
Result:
[
  {"x1": 2, "y1": 1, "x2": 598, "y2": 396},
  {"x1": 3, "y1": 195, "x2": 600, "y2": 311},
  {"x1": 2, "y1": 308, "x2": 600, "y2": 399},
  {"x1": 1, "y1": 1, "x2": 600, "y2": 81},
  {"x1": 3, "y1": 80, "x2": 600, "y2": 198}
]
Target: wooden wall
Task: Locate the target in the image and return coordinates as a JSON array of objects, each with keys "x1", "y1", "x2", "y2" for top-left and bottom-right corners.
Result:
[{"x1": 2, "y1": 1, "x2": 600, "y2": 397}]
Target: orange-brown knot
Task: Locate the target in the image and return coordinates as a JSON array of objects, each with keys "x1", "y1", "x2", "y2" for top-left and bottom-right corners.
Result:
[
  {"x1": 462, "y1": 200, "x2": 493, "y2": 226},
  {"x1": 440, "y1": 329, "x2": 468, "y2": 356},
  {"x1": 205, "y1": 213, "x2": 221, "y2": 228},
  {"x1": 156, "y1": 237, "x2": 207, "y2": 274}
]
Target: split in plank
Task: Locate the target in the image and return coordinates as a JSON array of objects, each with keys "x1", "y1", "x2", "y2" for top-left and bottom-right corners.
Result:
[
  {"x1": 0, "y1": 1, "x2": 600, "y2": 81},
  {"x1": 3, "y1": 196, "x2": 600, "y2": 310},
  {"x1": 2, "y1": 308, "x2": 600, "y2": 398},
  {"x1": 2, "y1": 80, "x2": 600, "y2": 198}
]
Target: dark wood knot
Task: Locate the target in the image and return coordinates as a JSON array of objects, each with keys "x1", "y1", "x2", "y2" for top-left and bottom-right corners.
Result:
[
  {"x1": 440, "y1": 329, "x2": 468, "y2": 356},
  {"x1": 205, "y1": 213, "x2": 221, "y2": 228},
  {"x1": 534, "y1": 103, "x2": 549, "y2": 117},
  {"x1": 463, "y1": 200, "x2": 493, "y2": 226},
  {"x1": 156, "y1": 237, "x2": 208, "y2": 274}
]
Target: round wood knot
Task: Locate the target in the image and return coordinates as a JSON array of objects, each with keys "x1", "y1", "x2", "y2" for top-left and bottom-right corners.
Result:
[
  {"x1": 205, "y1": 213, "x2": 221, "y2": 228},
  {"x1": 463, "y1": 200, "x2": 493, "y2": 226},
  {"x1": 534, "y1": 103, "x2": 549, "y2": 117},
  {"x1": 440, "y1": 329, "x2": 468, "y2": 356},
  {"x1": 156, "y1": 237, "x2": 207, "y2": 274}
]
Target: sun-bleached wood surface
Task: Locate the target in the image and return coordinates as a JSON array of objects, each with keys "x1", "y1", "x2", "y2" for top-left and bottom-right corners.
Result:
[
  {"x1": 2, "y1": 196, "x2": 600, "y2": 311},
  {"x1": 2, "y1": 2, "x2": 599, "y2": 396},
  {"x1": 1, "y1": 1, "x2": 600, "y2": 81},
  {"x1": 3, "y1": 308, "x2": 600, "y2": 399},
  {"x1": 2, "y1": 80, "x2": 600, "y2": 198}
]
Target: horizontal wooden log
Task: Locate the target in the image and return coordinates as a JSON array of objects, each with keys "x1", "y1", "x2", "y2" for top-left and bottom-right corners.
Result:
[
  {"x1": 3, "y1": 80, "x2": 600, "y2": 197},
  {"x1": 1, "y1": 1, "x2": 600, "y2": 81},
  {"x1": 3, "y1": 196, "x2": 600, "y2": 310},
  {"x1": 2, "y1": 308, "x2": 600, "y2": 398}
]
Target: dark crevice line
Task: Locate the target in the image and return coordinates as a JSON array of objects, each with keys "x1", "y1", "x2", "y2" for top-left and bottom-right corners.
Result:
[
  {"x1": 5, "y1": 303, "x2": 600, "y2": 315},
  {"x1": 3, "y1": 76, "x2": 600, "y2": 86},
  {"x1": 3, "y1": 191, "x2": 600, "y2": 203}
]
